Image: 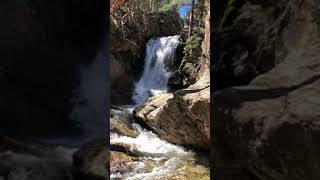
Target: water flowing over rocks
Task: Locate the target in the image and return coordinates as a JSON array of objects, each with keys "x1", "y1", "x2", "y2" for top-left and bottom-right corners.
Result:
[
  {"x1": 213, "y1": 0, "x2": 320, "y2": 179},
  {"x1": 0, "y1": 136, "x2": 76, "y2": 180},
  {"x1": 110, "y1": 34, "x2": 209, "y2": 179}
]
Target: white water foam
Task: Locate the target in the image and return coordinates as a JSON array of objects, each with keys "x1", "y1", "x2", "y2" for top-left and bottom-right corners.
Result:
[
  {"x1": 132, "y1": 35, "x2": 180, "y2": 105},
  {"x1": 111, "y1": 124, "x2": 191, "y2": 158},
  {"x1": 125, "y1": 158, "x2": 183, "y2": 180},
  {"x1": 110, "y1": 123, "x2": 193, "y2": 180}
]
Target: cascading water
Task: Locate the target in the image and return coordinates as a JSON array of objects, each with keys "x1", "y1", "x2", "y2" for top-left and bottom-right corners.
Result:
[
  {"x1": 132, "y1": 35, "x2": 179, "y2": 105},
  {"x1": 110, "y1": 36, "x2": 209, "y2": 179}
]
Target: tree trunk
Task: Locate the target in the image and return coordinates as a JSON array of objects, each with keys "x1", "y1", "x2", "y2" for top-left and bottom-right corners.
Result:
[{"x1": 188, "y1": 0, "x2": 195, "y2": 38}]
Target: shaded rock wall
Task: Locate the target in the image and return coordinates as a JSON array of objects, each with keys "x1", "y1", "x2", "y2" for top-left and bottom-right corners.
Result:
[
  {"x1": 0, "y1": 0, "x2": 106, "y2": 136},
  {"x1": 213, "y1": 0, "x2": 320, "y2": 179},
  {"x1": 213, "y1": 0, "x2": 295, "y2": 90}
]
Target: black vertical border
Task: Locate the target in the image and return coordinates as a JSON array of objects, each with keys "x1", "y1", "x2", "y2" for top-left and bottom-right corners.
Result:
[
  {"x1": 105, "y1": 0, "x2": 111, "y2": 179},
  {"x1": 88, "y1": 0, "x2": 110, "y2": 177},
  {"x1": 102, "y1": 0, "x2": 111, "y2": 179}
]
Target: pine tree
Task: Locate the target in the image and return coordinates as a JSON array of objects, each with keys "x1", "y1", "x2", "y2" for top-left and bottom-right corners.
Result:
[{"x1": 188, "y1": 0, "x2": 195, "y2": 38}]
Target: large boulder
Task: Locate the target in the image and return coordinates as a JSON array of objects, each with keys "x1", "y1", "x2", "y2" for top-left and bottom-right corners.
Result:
[
  {"x1": 134, "y1": 77, "x2": 210, "y2": 151},
  {"x1": 110, "y1": 108, "x2": 139, "y2": 138},
  {"x1": 72, "y1": 140, "x2": 108, "y2": 180},
  {"x1": 213, "y1": 0, "x2": 320, "y2": 179}
]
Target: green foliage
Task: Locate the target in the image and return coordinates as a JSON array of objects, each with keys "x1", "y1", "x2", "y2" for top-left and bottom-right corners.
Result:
[
  {"x1": 184, "y1": 34, "x2": 202, "y2": 53},
  {"x1": 219, "y1": 0, "x2": 236, "y2": 29},
  {"x1": 159, "y1": 3, "x2": 171, "y2": 12},
  {"x1": 179, "y1": 29, "x2": 203, "y2": 70},
  {"x1": 159, "y1": 0, "x2": 190, "y2": 12},
  {"x1": 176, "y1": 0, "x2": 190, "y2": 9},
  {"x1": 178, "y1": 56, "x2": 187, "y2": 70}
]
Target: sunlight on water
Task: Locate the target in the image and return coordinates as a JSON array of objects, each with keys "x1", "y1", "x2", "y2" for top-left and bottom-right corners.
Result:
[{"x1": 132, "y1": 35, "x2": 180, "y2": 105}]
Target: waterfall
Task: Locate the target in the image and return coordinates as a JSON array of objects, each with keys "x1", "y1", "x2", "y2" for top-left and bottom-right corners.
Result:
[
  {"x1": 110, "y1": 35, "x2": 201, "y2": 180},
  {"x1": 132, "y1": 35, "x2": 180, "y2": 104}
]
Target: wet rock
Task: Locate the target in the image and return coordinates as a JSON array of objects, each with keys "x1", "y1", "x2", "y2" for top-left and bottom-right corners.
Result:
[
  {"x1": 111, "y1": 119, "x2": 139, "y2": 138},
  {"x1": 111, "y1": 109, "x2": 139, "y2": 138},
  {"x1": 110, "y1": 150, "x2": 167, "y2": 178},
  {"x1": 123, "y1": 155, "x2": 210, "y2": 180},
  {"x1": 110, "y1": 143, "x2": 140, "y2": 157},
  {"x1": 167, "y1": 164, "x2": 209, "y2": 180},
  {"x1": 72, "y1": 140, "x2": 108, "y2": 180},
  {"x1": 110, "y1": 151, "x2": 138, "y2": 174}
]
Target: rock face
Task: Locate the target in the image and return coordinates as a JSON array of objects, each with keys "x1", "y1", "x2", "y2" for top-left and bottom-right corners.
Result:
[
  {"x1": 110, "y1": 4, "x2": 183, "y2": 105},
  {"x1": 213, "y1": 0, "x2": 320, "y2": 180},
  {"x1": 168, "y1": 0, "x2": 210, "y2": 91},
  {"x1": 110, "y1": 108, "x2": 139, "y2": 138},
  {"x1": 134, "y1": 80, "x2": 210, "y2": 150},
  {"x1": 0, "y1": 0, "x2": 106, "y2": 136}
]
